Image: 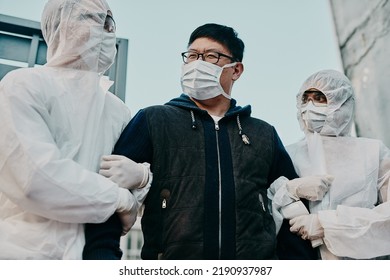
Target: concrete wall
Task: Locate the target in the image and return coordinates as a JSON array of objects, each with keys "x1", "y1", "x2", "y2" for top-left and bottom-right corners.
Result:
[{"x1": 329, "y1": 0, "x2": 390, "y2": 146}]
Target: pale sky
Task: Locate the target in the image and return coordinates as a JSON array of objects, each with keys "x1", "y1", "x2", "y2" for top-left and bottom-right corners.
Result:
[{"x1": 0, "y1": 0, "x2": 343, "y2": 146}]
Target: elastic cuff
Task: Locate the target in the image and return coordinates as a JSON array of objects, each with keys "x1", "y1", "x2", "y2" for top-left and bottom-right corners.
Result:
[
  {"x1": 137, "y1": 162, "x2": 150, "y2": 189},
  {"x1": 116, "y1": 188, "x2": 133, "y2": 212}
]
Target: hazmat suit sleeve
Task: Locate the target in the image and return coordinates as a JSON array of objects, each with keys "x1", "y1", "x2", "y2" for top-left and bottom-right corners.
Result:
[
  {"x1": 268, "y1": 174, "x2": 333, "y2": 233},
  {"x1": 267, "y1": 176, "x2": 296, "y2": 233},
  {"x1": 317, "y1": 142, "x2": 390, "y2": 259},
  {"x1": 83, "y1": 109, "x2": 153, "y2": 260},
  {"x1": 0, "y1": 71, "x2": 122, "y2": 224},
  {"x1": 268, "y1": 128, "x2": 317, "y2": 260}
]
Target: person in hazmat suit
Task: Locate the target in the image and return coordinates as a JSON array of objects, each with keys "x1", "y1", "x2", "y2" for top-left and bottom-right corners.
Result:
[
  {"x1": 268, "y1": 69, "x2": 390, "y2": 259},
  {"x1": 0, "y1": 0, "x2": 150, "y2": 259}
]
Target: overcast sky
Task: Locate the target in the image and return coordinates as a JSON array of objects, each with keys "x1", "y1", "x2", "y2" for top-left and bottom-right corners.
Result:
[{"x1": 0, "y1": 0, "x2": 343, "y2": 145}]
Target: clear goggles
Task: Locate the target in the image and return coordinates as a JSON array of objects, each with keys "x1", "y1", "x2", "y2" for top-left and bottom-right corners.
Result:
[{"x1": 301, "y1": 90, "x2": 327, "y2": 107}]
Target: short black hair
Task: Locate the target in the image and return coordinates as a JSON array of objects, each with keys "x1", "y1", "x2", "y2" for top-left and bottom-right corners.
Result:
[{"x1": 187, "y1": 23, "x2": 245, "y2": 62}]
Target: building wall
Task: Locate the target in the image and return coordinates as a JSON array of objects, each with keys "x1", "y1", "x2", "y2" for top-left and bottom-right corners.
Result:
[{"x1": 329, "y1": 0, "x2": 390, "y2": 146}]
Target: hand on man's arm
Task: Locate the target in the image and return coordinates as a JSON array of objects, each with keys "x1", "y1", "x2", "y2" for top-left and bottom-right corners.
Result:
[
  {"x1": 286, "y1": 175, "x2": 334, "y2": 201},
  {"x1": 100, "y1": 155, "x2": 149, "y2": 190}
]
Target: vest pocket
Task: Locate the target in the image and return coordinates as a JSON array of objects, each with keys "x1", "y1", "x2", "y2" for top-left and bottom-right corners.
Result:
[
  {"x1": 159, "y1": 188, "x2": 171, "y2": 258},
  {"x1": 160, "y1": 189, "x2": 171, "y2": 209}
]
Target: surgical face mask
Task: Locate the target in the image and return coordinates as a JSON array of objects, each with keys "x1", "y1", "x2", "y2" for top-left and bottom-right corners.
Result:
[
  {"x1": 180, "y1": 60, "x2": 237, "y2": 100},
  {"x1": 301, "y1": 101, "x2": 328, "y2": 133},
  {"x1": 98, "y1": 32, "x2": 117, "y2": 74}
]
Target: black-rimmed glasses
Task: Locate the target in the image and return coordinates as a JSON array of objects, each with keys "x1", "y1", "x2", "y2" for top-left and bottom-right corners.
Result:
[
  {"x1": 181, "y1": 51, "x2": 235, "y2": 64},
  {"x1": 104, "y1": 14, "x2": 116, "y2": 33}
]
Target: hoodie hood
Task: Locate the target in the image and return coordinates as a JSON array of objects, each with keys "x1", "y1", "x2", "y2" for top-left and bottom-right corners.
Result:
[
  {"x1": 41, "y1": 0, "x2": 115, "y2": 73},
  {"x1": 166, "y1": 94, "x2": 252, "y2": 117},
  {"x1": 166, "y1": 94, "x2": 252, "y2": 144}
]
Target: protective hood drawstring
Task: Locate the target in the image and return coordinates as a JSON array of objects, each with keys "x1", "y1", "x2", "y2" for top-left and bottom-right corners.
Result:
[{"x1": 237, "y1": 114, "x2": 250, "y2": 145}]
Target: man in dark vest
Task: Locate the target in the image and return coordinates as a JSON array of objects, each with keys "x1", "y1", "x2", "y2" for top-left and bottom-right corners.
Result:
[{"x1": 83, "y1": 23, "x2": 317, "y2": 260}]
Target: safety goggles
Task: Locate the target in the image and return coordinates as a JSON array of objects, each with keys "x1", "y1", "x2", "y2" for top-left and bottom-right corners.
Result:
[{"x1": 301, "y1": 90, "x2": 327, "y2": 107}]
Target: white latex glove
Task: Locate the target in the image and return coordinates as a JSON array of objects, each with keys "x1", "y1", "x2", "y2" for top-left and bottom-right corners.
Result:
[
  {"x1": 115, "y1": 171, "x2": 152, "y2": 235},
  {"x1": 99, "y1": 155, "x2": 149, "y2": 190},
  {"x1": 286, "y1": 175, "x2": 334, "y2": 201},
  {"x1": 116, "y1": 188, "x2": 138, "y2": 236},
  {"x1": 289, "y1": 214, "x2": 324, "y2": 241},
  {"x1": 131, "y1": 170, "x2": 152, "y2": 216}
]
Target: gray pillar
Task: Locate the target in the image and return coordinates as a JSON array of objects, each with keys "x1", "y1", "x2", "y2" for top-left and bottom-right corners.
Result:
[{"x1": 329, "y1": 0, "x2": 390, "y2": 146}]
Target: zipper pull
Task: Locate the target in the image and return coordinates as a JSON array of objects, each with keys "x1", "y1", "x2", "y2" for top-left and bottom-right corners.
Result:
[
  {"x1": 241, "y1": 134, "x2": 250, "y2": 145},
  {"x1": 258, "y1": 194, "x2": 266, "y2": 212},
  {"x1": 162, "y1": 198, "x2": 167, "y2": 209},
  {"x1": 160, "y1": 189, "x2": 170, "y2": 209},
  {"x1": 215, "y1": 122, "x2": 219, "y2": 130},
  {"x1": 237, "y1": 115, "x2": 250, "y2": 145}
]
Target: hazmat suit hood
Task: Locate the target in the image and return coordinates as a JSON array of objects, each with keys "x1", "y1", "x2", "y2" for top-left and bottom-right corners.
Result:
[
  {"x1": 41, "y1": 0, "x2": 116, "y2": 74},
  {"x1": 296, "y1": 69, "x2": 355, "y2": 136}
]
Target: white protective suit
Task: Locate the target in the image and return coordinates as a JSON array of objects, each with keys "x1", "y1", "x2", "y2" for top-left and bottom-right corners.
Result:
[
  {"x1": 268, "y1": 70, "x2": 390, "y2": 259},
  {"x1": 0, "y1": 0, "x2": 134, "y2": 259}
]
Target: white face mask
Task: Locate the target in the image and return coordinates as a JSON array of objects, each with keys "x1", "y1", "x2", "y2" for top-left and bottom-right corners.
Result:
[
  {"x1": 98, "y1": 32, "x2": 117, "y2": 74},
  {"x1": 301, "y1": 101, "x2": 328, "y2": 133},
  {"x1": 180, "y1": 60, "x2": 237, "y2": 100}
]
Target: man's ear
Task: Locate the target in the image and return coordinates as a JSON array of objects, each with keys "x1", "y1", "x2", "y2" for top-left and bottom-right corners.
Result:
[{"x1": 232, "y1": 62, "x2": 244, "y2": 81}]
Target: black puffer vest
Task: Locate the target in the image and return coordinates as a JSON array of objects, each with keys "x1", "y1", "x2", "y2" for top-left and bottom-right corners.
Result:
[{"x1": 141, "y1": 95, "x2": 277, "y2": 259}]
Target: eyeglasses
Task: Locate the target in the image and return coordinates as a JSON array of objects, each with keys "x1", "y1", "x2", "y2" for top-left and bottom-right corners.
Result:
[
  {"x1": 301, "y1": 90, "x2": 327, "y2": 106},
  {"x1": 104, "y1": 14, "x2": 116, "y2": 33},
  {"x1": 181, "y1": 51, "x2": 235, "y2": 64}
]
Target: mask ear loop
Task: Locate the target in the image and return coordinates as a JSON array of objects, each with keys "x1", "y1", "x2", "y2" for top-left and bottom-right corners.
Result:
[
  {"x1": 218, "y1": 62, "x2": 237, "y2": 99},
  {"x1": 221, "y1": 62, "x2": 237, "y2": 69}
]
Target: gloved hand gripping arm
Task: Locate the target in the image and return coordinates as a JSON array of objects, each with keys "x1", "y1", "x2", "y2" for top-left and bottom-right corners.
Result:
[
  {"x1": 101, "y1": 155, "x2": 152, "y2": 235},
  {"x1": 286, "y1": 175, "x2": 334, "y2": 201},
  {"x1": 268, "y1": 174, "x2": 333, "y2": 231},
  {"x1": 289, "y1": 214, "x2": 324, "y2": 241},
  {"x1": 115, "y1": 188, "x2": 138, "y2": 236},
  {"x1": 99, "y1": 155, "x2": 150, "y2": 189},
  {"x1": 269, "y1": 175, "x2": 333, "y2": 247}
]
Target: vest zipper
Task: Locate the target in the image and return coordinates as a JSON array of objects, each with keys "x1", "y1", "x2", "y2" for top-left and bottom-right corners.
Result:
[{"x1": 214, "y1": 121, "x2": 222, "y2": 258}]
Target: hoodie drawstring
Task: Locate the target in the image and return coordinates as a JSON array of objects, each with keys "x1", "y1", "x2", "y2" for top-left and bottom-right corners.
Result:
[
  {"x1": 237, "y1": 114, "x2": 250, "y2": 145},
  {"x1": 190, "y1": 111, "x2": 250, "y2": 145},
  {"x1": 190, "y1": 110, "x2": 197, "y2": 129}
]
